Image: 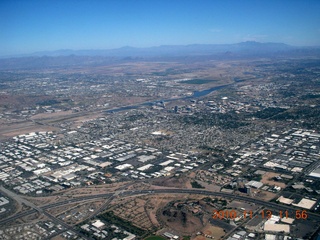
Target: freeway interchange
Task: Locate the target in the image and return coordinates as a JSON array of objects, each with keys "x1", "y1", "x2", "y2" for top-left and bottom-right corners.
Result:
[{"x1": 1, "y1": 186, "x2": 320, "y2": 239}]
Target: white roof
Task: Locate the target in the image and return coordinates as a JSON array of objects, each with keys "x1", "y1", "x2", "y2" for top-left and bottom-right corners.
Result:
[
  {"x1": 137, "y1": 164, "x2": 154, "y2": 171},
  {"x1": 159, "y1": 160, "x2": 174, "y2": 166},
  {"x1": 99, "y1": 161, "x2": 112, "y2": 168},
  {"x1": 92, "y1": 220, "x2": 105, "y2": 228},
  {"x1": 265, "y1": 234, "x2": 276, "y2": 240},
  {"x1": 309, "y1": 167, "x2": 320, "y2": 178},
  {"x1": 277, "y1": 196, "x2": 293, "y2": 205},
  {"x1": 281, "y1": 217, "x2": 295, "y2": 224},
  {"x1": 164, "y1": 166, "x2": 175, "y2": 172},
  {"x1": 115, "y1": 163, "x2": 133, "y2": 170},
  {"x1": 137, "y1": 155, "x2": 155, "y2": 162},
  {"x1": 264, "y1": 223, "x2": 290, "y2": 233},
  {"x1": 292, "y1": 198, "x2": 316, "y2": 209},
  {"x1": 246, "y1": 180, "x2": 263, "y2": 189}
]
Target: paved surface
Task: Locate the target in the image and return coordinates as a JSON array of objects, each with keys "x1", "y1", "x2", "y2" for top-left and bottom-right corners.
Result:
[
  {"x1": 0, "y1": 185, "x2": 91, "y2": 240},
  {"x1": 1, "y1": 186, "x2": 320, "y2": 238}
]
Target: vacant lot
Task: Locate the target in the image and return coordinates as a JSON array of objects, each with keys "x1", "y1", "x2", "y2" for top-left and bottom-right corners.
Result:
[
  {"x1": 195, "y1": 225, "x2": 225, "y2": 240},
  {"x1": 261, "y1": 172, "x2": 286, "y2": 188}
]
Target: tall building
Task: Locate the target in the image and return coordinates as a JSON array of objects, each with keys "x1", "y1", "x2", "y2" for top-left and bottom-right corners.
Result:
[{"x1": 245, "y1": 186, "x2": 251, "y2": 194}]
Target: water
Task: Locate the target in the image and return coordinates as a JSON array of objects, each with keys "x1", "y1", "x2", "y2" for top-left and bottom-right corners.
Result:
[
  {"x1": 191, "y1": 85, "x2": 228, "y2": 98},
  {"x1": 106, "y1": 84, "x2": 229, "y2": 113}
]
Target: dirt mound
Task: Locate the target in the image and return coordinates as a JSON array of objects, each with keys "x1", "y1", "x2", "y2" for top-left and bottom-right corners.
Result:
[{"x1": 159, "y1": 200, "x2": 207, "y2": 235}]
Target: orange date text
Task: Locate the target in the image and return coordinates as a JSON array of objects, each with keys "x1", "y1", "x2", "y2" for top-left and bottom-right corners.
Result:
[{"x1": 212, "y1": 209, "x2": 308, "y2": 220}]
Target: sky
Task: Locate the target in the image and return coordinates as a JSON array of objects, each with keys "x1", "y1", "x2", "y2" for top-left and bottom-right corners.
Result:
[{"x1": 1, "y1": 0, "x2": 320, "y2": 56}]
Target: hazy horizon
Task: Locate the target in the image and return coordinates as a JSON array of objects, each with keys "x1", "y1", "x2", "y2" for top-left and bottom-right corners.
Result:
[
  {"x1": 1, "y1": 0, "x2": 320, "y2": 56},
  {"x1": 0, "y1": 41, "x2": 302, "y2": 57}
]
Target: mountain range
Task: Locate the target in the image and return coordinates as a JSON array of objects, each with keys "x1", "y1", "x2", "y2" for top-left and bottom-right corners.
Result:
[
  {"x1": 28, "y1": 41, "x2": 295, "y2": 57},
  {"x1": 1, "y1": 42, "x2": 319, "y2": 70}
]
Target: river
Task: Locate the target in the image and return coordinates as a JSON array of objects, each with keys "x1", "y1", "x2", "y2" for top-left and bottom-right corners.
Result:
[{"x1": 106, "y1": 84, "x2": 230, "y2": 113}]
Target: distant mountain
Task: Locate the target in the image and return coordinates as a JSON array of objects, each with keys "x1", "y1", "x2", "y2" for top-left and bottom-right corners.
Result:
[
  {"x1": 0, "y1": 42, "x2": 319, "y2": 70},
  {"x1": 26, "y1": 41, "x2": 293, "y2": 57}
]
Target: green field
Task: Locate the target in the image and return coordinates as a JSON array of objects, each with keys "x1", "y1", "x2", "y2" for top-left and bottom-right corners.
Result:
[
  {"x1": 179, "y1": 79, "x2": 216, "y2": 84},
  {"x1": 145, "y1": 236, "x2": 167, "y2": 240}
]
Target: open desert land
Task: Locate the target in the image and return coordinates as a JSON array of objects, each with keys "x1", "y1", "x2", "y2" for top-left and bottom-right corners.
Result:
[
  {"x1": 53, "y1": 59, "x2": 239, "y2": 88},
  {"x1": 54, "y1": 61, "x2": 183, "y2": 75}
]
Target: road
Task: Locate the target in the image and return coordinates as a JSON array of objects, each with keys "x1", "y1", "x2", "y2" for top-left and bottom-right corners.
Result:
[
  {"x1": 0, "y1": 185, "x2": 42, "y2": 212},
  {"x1": 0, "y1": 186, "x2": 93, "y2": 240},
  {"x1": 1, "y1": 187, "x2": 320, "y2": 237}
]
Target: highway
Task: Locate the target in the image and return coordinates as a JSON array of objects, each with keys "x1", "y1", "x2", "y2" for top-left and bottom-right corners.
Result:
[{"x1": 1, "y1": 187, "x2": 320, "y2": 237}]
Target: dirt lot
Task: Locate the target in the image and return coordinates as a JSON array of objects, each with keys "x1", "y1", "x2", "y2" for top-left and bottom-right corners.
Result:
[
  {"x1": 193, "y1": 180, "x2": 221, "y2": 192},
  {"x1": 152, "y1": 176, "x2": 191, "y2": 188},
  {"x1": 193, "y1": 225, "x2": 226, "y2": 240},
  {"x1": 253, "y1": 190, "x2": 277, "y2": 201},
  {"x1": 51, "y1": 236, "x2": 66, "y2": 240},
  {"x1": 261, "y1": 172, "x2": 286, "y2": 188},
  {"x1": 227, "y1": 200, "x2": 261, "y2": 211}
]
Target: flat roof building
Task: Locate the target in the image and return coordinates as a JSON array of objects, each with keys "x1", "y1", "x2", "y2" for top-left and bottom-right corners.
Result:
[
  {"x1": 264, "y1": 223, "x2": 290, "y2": 233},
  {"x1": 245, "y1": 180, "x2": 263, "y2": 189},
  {"x1": 292, "y1": 198, "x2": 316, "y2": 209}
]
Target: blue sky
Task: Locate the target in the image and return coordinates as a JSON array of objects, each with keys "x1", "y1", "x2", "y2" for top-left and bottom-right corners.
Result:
[{"x1": 1, "y1": 0, "x2": 319, "y2": 56}]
